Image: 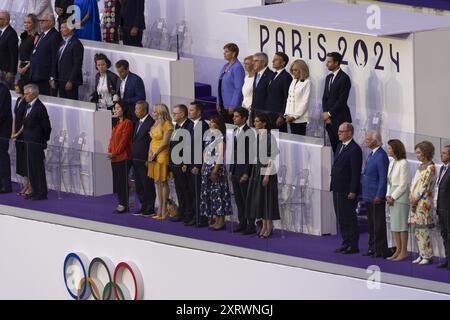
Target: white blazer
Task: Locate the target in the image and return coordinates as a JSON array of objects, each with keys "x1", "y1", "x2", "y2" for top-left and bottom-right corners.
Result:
[
  {"x1": 284, "y1": 78, "x2": 310, "y2": 123},
  {"x1": 386, "y1": 158, "x2": 409, "y2": 200}
]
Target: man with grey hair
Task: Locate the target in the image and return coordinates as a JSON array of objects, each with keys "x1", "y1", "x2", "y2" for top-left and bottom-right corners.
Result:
[
  {"x1": 30, "y1": 12, "x2": 62, "y2": 96},
  {"x1": 0, "y1": 10, "x2": 18, "y2": 89},
  {"x1": 22, "y1": 84, "x2": 52, "y2": 200},
  {"x1": 361, "y1": 131, "x2": 390, "y2": 258},
  {"x1": 331, "y1": 122, "x2": 362, "y2": 254},
  {"x1": 251, "y1": 52, "x2": 275, "y2": 117}
]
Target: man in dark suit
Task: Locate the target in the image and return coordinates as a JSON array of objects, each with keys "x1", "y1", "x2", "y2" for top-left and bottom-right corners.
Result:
[
  {"x1": 115, "y1": 60, "x2": 146, "y2": 122},
  {"x1": 436, "y1": 145, "x2": 450, "y2": 269},
  {"x1": 0, "y1": 82, "x2": 12, "y2": 193},
  {"x1": 230, "y1": 107, "x2": 256, "y2": 234},
  {"x1": 361, "y1": 131, "x2": 390, "y2": 258},
  {"x1": 252, "y1": 52, "x2": 275, "y2": 119},
  {"x1": 54, "y1": 21, "x2": 84, "y2": 100},
  {"x1": 169, "y1": 104, "x2": 194, "y2": 224},
  {"x1": 183, "y1": 101, "x2": 210, "y2": 227},
  {"x1": 30, "y1": 13, "x2": 63, "y2": 96},
  {"x1": 265, "y1": 52, "x2": 292, "y2": 132},
  {"x1": 131, "y1": 101, "x2": 156, "y2": 216},
  {"x1": 118, "y1": 0, "x2": 146, "y2": 47},
  {"x1": 22, "y1": 84, "x2": 52, "y2": 200},
  {"x1": 331, "y1": 122, "x2": 362, "y2": 254},
  {"x1": 322, "y1": 52, "x2": 352, "y2": 152},
  {"x1": 55, "y1": 0, "x2": 74, "y2": 29},
  {"x1": 0, "y1": 11, "x2": 18, "y2": 89}
]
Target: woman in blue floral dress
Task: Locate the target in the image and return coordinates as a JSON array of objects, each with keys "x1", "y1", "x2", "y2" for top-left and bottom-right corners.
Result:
[{"x1": 200, "y1": 115, "x2": 232, "y2": 230}]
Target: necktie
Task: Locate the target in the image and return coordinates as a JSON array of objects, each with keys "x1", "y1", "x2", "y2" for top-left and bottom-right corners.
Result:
[
  {"x1": 58, "y1": 40, "x2": 67, "y2": 59},
  {"x1": 367, "y1": 151, "x2": 373, "y2": 161},
  {"x1": 338, "y1": 144, "x2": 346, "y2": 156},
  {"x1": 135, "y1": 120, "x2": 143, "y2": 136},
  {"x1": 0, "y1": 30, "x2": 3, "y2": 38},
  {"x1": 328, "y1": 73, "x2": 334, "y2": 91},
  {"x1": 25, "y1": 103, "x2": 32, "y2": 118},
  {"x1": 438, "y1": 164, "x2": 448, "y2": 185},
  {"x1": 254, "y1": 73, "x2": 261, "y2": 89}
]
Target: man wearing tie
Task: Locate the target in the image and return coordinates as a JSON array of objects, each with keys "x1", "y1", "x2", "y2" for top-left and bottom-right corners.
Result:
[
  {"x1": 322, "y1": 52, "x2": 352, "y2": 152},
  {"x1": 54, "y1": 21, "x2": 84, "y2": 100},
  {"x1": 331, "y1": 122, "x2": 362, "y2": 254},
  {"x1": 30, "y1": 13, "x2": 62, "y2": 96},
  {"x1": 115, "y1": 60, "x2": 146, "y2": 122},
  {"x1": 22, "y1": 84, "x2": 52, "y2": 200},
  {"x1": 117, "y1": 0, "x2": 146, "y2": 47},
  {"x1": 131, "y1": 101, "x2": 156, "y2": 216},
  {"x1": 436, "y1": 145, "x2": 450, "y2": 269},
  {"x1": 0, "y1": 11, "x2": 18, "y2": 89},
  {"x1": 361, "y1": 131, "x2": 390, "y2": 258},
  {"x1": 0, "y1": 81, "x2": 12, "y2": 193},
  {"x1": 251, "y1": 52, "x2": 275, "y2": 119}
]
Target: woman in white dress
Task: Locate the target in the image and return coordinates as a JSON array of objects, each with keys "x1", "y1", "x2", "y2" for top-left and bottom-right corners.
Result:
[
  {"x1": 284, "y1": 59, "x2": 311, "y2": 135},
  {"x1": 241, "y1": 55, "x2": 255, "y2": 125}
]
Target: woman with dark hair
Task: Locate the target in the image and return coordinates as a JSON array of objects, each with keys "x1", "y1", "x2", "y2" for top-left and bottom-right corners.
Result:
[
  {"x1": 108, "y1": 100, "x2": 133, "y2": 213},
  {"x1": 409, "y1": 141, "x2": 436, "y2": 265},
  {"x1": 17, "y1": 14, "x2": 39, "y2": 88},
  {"x1": 217, "y1": 43, "x2": 245, "y2": 124},
  {"x1": 10, "y1": 83, "x2": 31, "y2": 197},
  {"x1": 246, "y1": 113, "x2": 280, "y2": 238},
  {"x1": 90, "y1": 53, "x2": 119, "y2": 109},
  {"x1": 200, "y1": 115, "x2": 232, "y2": 230},
  {"x1": 386, "y1": 139, "x2": 410, "y2": 261}
]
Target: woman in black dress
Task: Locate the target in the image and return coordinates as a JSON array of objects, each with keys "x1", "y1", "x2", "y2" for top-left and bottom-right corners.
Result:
[
  {"x1": 17, "y1": 14, "x2": 39, "y2": 89},
  {"x1": 246, "y1": 113, "x2": 280, "y2": 238},
  {"x1": 11, "y1": 83, "x2": 31, "y2": 197}
]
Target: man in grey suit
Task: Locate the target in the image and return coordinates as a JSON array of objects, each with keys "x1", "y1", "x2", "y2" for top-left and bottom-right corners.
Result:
[{"x1": 436, "y1": 145, "x2": 450, "y2": 269}]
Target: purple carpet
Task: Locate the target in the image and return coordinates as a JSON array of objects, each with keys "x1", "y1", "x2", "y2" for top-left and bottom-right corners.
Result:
[{"x1": 1, "y1": 184, "x2": 450, "y2": 286}]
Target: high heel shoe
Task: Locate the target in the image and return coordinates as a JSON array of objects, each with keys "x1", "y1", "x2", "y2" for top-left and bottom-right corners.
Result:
[{"x1": 261, "y1": 228, "x2": 274, "y2": 239}]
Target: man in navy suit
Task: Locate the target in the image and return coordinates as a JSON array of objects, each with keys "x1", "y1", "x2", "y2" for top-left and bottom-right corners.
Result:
[
  {"x1": 436, "y1": 145, "x2": 450, "y2": 269},
  {"x1": 131, "y1": 101, "x2": 156, "y2": 216},
  {"x1": 322, "y1": 52, "x2": 352, "y2": 152},
  {"x1": 22, "y1": 84, "x2": 52, "y2": 200},
  {"x1": 118, "y1": 0, "x2": 146, "y2": 47},
  {"x1": 183, "y1": 101, "x2": 210, "y2": 227},
  {"x1": 169, "y1": 104, "x2": 194, "y2": 224},
  {"x1": 0, "y1": 82, "x2": 12, "y2": 193},
  {"x1": 30, "y1": 13, "x2": 63, "y2": 96},
  {"x1": 265, "y1": 52, "x2": 292, "y2": 132},
  {"x1": 115, "y1": 60, "x2": 146, "y2": 122},
  {"x1": 54, "y1": 21, "x2": 84, "y2": 100},
  {"x1": 0, "y1": 11, "x2": 18, "y2": 89},
  {"x1": 230, "y1": 107, "x2": 256, "y2": 234},
  {"x1": 361, "y1": 131, "x2": 390, "y2": 258},
  {"x1": 331, "y1": 122, "x2": 362, "y2": 254},
  {"x1": 252, "y1": 52, "x2": 275, "y2": 121}
]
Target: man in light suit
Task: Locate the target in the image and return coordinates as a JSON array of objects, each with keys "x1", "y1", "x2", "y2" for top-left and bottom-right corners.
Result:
[
  {"x1": 54, "y1": 21, "x2": 84, "y2": 100},
  {"x1": 0, "y1": 82, "x2": 12, "y2": 193},
  {"x1": 322, "y1": 52, "x2": 352, "y2": 152},
  {"x1": 115, "y1": 60, "x2": 146, "y2": 122},
  {"x1": 331, "y1": 122, "x2": 362, "y2": 254},
  {"x1": 436, "y1": 145, "x2": 450, "y2": 269},
  {"x1": 30, "y1": 13, "x2": 62, "y2": 96},
  {"x1": 22, "y1": 84, "x2": 52, "y2": 200},
  {"x1": 252, "y1": 52, "x2": 275, "y2": 120},
  {"x1": 0, "y1": 11, "x2": 18, "y2": 89},
  {"x1": 132, "y1": 101, "x2": 156, "y2": 216},
  {"x1": 361, "y1": 131, "x2": 390, "y2": 258}
]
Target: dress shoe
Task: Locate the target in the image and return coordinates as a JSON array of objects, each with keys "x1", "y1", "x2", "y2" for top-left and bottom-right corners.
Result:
[
  {"x1": 242, "y1": 228, "x2": 256, "y2": 235},
  {"x1": 342, "y1": 247, "x2": 359, "y2": 254},
  {"x1": 0, "y1": 188, "x2": 12, "y2": 194},
  {"x1": 169, "y1": 216, "x2": 184, "y2": 222},
  {"x1": 31, "y1": 195, "x2": 47, "y2": 201},
  {"x1": 437, "y1": 261, "x2": 449, "y2": 269},
  {"x1": 371, "y1": 253, "x2": 391, "y2": 259},
  {"x1": 184, "y1": 220, "x2": 196, "y2": 226},
  {"x1": 334, "y1": 246, "x2": 348, "y2": 253},
  {"x1": 132, "y1": 208, "x2": 146, "y2": 216},
  {"x1": 233, "y1": 226, "x2": 246, "y2": 233},
  {"x1": 418, "y1": 257, "x2": 432, "y2": 265},
  {"x1": 362, "y1": 250, "x2": 375, "y2": 256},
  {"x1": 195, "y1": 221, "x2": 209, "y2": 228}
]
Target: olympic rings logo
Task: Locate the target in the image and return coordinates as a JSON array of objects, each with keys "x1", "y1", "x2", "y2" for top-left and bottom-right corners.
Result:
[{"x1": 63, "y1": 253, "x2": 144, "y2": 300}]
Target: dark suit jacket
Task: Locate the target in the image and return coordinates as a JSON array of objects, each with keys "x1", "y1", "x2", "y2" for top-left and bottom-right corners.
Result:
[
  {"x1": 131, "y1": 114, "x2": 154, "y2": 161},
  {"x1": 170, "y1": 119, "x2": 194, "y2": 167},
  {"x1": 0, "y1": 83, "x2": 12, "y2": 139},
  {"x1": 56, "y1": 35, "x2": 84, "y2": 85},
  {"x1": 252, "y1": 67, "x2": 275, "y2": 112},
  {"x1": 322, "y1": 69, "x2": 352, "y2": 130},
  {"x1": 189, "y1": 118, "x2": 209, "y2": 170},
  {"x1": 90, "y1": 70, "x2": 119, "y2": 102},
  {"x1": 30, "y1": 28, "x2": 63, "y2": 82},
  {"x1": 265, "y1": 69, "x2": 292, "y2": 117},
  {"x1": 0, "y1": 25, "x2": 19, "y2": 74},
  {"x1": 116, "y1": 72, "x2": 146, "y2": 110},
  {"x1": 118, "y1": 0, "x2": 146, "y2": 30},
  {"x1": 437, "y1": 165, "x2": 450, "y2": 213},
  {"x1": 229, "y1": 124, "x2": 254, "y2": 178},
  {"x1": 22, "y1": 98, "x2": 52, "y2": 147},
  {"x1": 331, "y1": 139, "x2": 362, "y2": 194}
]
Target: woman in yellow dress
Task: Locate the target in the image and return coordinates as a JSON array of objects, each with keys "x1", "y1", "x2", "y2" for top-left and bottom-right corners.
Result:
[{"x1": 147, "y1": 104, "x2": 174, "y2": 219}]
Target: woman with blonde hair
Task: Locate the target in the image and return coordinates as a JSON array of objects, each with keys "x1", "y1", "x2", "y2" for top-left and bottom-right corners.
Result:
[
  {"x1": 147, "y1": 104, "x2": 174, "y2": 220},
  {"x1": 284, "y1": 59, "x2": 310, "y2": 135}
]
